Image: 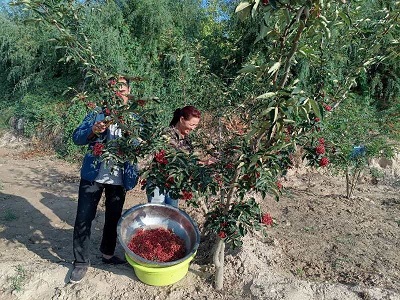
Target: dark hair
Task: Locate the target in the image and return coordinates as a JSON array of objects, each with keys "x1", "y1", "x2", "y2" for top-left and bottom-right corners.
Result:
[{"x1": 169, "y1": 106, "x2": 201, "y2": 127}]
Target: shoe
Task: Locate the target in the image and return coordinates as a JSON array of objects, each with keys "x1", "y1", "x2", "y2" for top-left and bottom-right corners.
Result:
[
  {"x1": 102, "y1": 255, "x2": 126, "y2": 265},
  {"x1": 69, "y1": 265, "x2": 88, "y2": 284}
]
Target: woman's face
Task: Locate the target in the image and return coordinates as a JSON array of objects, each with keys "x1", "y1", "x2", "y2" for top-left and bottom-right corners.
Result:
[
  {"x1": 117, "y1": 78, "x2": 130, "y2": 105},
  {"x1": 178, "y1": 116, "x2": 200, "y2": 137}
]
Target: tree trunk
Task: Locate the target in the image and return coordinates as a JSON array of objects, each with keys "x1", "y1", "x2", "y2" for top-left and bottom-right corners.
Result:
[
  {"x1": 213, "y1": 238, "x2": 225, "y2": 290},
  {"x1": 349, "y1": 168, "x2": 362, "y2": 199},
  {"x1": 346, "y1": 167, "x2": 350, "y2": 199}
]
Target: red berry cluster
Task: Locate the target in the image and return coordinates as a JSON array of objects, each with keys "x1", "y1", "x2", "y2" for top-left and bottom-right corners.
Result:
[
  {"x1": 139, "y1": 178, "x2": 147, "y2": 187},
  {"x1": 316, "y1": 138, "x2": 329, "y2": 167},
  {"x1": 276, "y1": 181, "x2": 283, "y2": 190},
  {"x1": 154, "y1": 150, "x2": 168, "y2": 165},
  {"x1": 225, "y1": 163, "x2": 234, "y2": 169},
  {"x1": 137, "y1": 99, "x2": 146, "y2": 107},
  {"x1": 319, "y1": 157, "x2": 329, "y2": 167},
  {"x1": 261, "y1": 213, "x2": 273, "y2": 226},
  {"x1": 315, "y1": 144, "x2": 325, "y2": 155},
  {"x1": 93, "y1": 142, "x2": 104, "y2": 156},
  {"x1": 181, "y1": 190, "x2": 193, "y2": 200},
  {"x1": 214, "y1": 174, "x2": 223, "y2": 186},
  {"x1": 218, "y1": 231, "x2": 227, "y2": 239}
]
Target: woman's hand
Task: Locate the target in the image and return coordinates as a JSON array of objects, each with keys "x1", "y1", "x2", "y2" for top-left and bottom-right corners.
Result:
[{"x1": 199, "y1": 157, "x2": 218, "y2": 165}]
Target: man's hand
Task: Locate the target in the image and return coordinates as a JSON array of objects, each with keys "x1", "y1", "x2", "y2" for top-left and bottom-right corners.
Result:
[{"x1": 92, "y1": 121, "x2": 108, "y2": 134}]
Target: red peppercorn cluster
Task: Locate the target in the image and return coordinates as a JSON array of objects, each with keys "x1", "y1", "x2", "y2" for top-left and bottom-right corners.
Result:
[
  {"x1": 137, "y1": 99, "x2": 146, "y2": 107},
  {"x1": 128, "y1": 228, "x2": 186, "y2": 262},
  {"x1": 276, "y1": 181, "x2": 283, "y2": 190},
  {"x1": 154, "y1": 150, "x2": 168, "y2": 165},
  {"x1": 218, "y1": 231, "x2": 227, "y2": 239},
  {"x1": 314, "y1": 137, "x2": 329, "y2": 167},
  {"x1": 93, "y1": 142, "x2": 104, "y2": 156},
  {"x1": 181, "y1": 190, "x2": 193, "y2": 200},
  {"x1": 315, "y1": 144, "x2": 325, "y2": 155},
  {"x1": 319, "y1": 157, "x2": 329, "y2": 167},
  {"x1": 261, "y1": 213, "x2": 273, "y2": 226}
]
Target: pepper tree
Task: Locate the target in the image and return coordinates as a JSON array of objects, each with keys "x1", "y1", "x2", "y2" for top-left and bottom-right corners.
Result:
[
  {"x1": 198, "y1": 0, "x2": 331, "y2": 289},
  {"x1": 184, "y1": 0, "x2": 398, "y2": 289}
]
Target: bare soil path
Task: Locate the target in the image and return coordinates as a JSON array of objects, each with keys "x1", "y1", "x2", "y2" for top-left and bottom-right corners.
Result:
[{"x1": 0, "y1": 132, "x2": 399, "y2": 300}]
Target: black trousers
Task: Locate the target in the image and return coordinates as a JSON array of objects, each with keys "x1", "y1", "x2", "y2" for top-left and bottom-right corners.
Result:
[{"x1": 73, "y1": 179, "x2": 126, "y2": 266}]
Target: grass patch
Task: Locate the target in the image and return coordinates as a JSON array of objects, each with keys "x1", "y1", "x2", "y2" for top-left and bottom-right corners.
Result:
[
  {"x1": 2, "y1": 209, "x2": 18, "y2": 222},
  {"x1": 9, "y1": 265, "x2": 27, "y2": 292},
  {"x1": 295, "y1": 267, "x2": 305, "y2": 277}
]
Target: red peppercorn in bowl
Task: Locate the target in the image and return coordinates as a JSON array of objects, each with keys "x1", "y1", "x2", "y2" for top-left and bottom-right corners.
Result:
[{"x1": 117, "y1": 203, "x2": 200, "y2": 268}]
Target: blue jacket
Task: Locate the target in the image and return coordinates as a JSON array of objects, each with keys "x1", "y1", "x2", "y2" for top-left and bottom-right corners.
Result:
[{"x1": 72, "y1": 112, "x2": 139, "y2": 191}]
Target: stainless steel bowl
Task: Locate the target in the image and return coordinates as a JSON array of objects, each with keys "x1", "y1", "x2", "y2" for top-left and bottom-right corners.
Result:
[{"x1": 117, "y1": 203, "x2": 200, "y2": 267}]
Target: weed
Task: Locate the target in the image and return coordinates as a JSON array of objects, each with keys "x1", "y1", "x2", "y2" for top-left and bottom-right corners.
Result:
[
  {"x1": 295, "y1": 267, "x2": 305, "y2": 277},
  {"x1": 2, "y1": 210, "x2": 18, "y2": 222},
  {"x1": 370, "y1": 167, "x2": 385, "y2": 182},
  {"x1": 303, "y1": 226, "x2": 315, "y2": 232},
  {"x1": 9, "y1": 265, "x2": 27, "y2": 292}
]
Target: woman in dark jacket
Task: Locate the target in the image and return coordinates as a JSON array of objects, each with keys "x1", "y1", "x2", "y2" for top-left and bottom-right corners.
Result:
[{"x1": 147, "y1": 106, "x2": 209, "y2": 207}]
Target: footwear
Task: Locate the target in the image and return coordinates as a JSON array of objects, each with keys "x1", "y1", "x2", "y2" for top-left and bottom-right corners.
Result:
[
  {"x1": 69, "y1": 265, "x2": 88, "y2": 284},
  {"x1": 102, "y1": 255, "x2": 126, "y2": 265}
]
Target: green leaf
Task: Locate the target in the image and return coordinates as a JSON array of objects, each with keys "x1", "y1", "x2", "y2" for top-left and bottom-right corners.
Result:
[
  {"x1": 272, "y1": 107, "x2": 279, "y2": 123},
  {"x1": 267, "y1": 61, "x2": 281, "y2": 75},
  {"x1": 269, "y1": 0, "x2": 277, "y2": 9},
  {"x1": 283, "y1": 8, "x2": 290, "y2": 24},
  {"x1": 255, "y1": 22, "x2": 269, "y2": 43},
  {"x1": 292, "y1": 86, "x2": 302, "y2": 95},
  {"x1": 338, "y1": 11, "x2": 351, "y2": 26},
  {"x1": 257, "y1": 92, "x2": 277, "y2": 99},
  {"x1": 252, "y1": 0, "x2": 260, "y2": 18},
  {"x1": 235, "y1": 2, "x2": 252, "y2": 13},
  {"x1": 238, "y1": 64, "x2": 260, "y2": 74},
  {"x1": 235, "y1": 2, "x2": 253, "y2": 21},
  {"x1": 309, "y1": 99, "x2": 322, "y2": 119},
  {"x1": 237, "y1": 161, "x2": 245, "y2": 169},
  {"x1": 323, "y1": 26, "x2": 331, "y2": 39},
  {"x1": 260, "y1": 106, "x2": 276, "y2": 116},
  {"x1": 283, "y1": 118, "x2": 296, "y2": 123}
]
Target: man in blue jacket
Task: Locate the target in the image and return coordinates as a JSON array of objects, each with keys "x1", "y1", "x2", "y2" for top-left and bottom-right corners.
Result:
[{"x1": 69, "y1": 76, "x2": 138, "y2": 284}]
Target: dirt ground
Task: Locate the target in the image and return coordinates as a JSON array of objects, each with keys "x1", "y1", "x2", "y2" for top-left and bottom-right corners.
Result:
[{"x1": 0, "y1": 131, "x2": 399, "y2": 300}]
